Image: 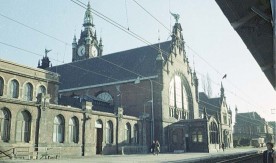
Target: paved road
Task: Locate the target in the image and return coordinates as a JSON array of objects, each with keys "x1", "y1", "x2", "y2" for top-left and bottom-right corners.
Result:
[{"x1": 1, "y1": 147, "x2": 265, "y2": 163}]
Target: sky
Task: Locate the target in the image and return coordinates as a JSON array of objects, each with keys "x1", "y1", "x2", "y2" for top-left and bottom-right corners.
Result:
[{"x1": 0, "y1": 0, "x2": 275, "y2": 121}]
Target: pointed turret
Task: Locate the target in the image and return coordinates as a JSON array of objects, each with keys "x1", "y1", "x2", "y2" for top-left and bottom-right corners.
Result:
[
  {"x1": 193, "y1": 69, "x2": 199, "y2": 102},
  {"x1": 220, "y1": 82, "x2": 225, "y2": 99},
  {"x1": 72, "y1": 35, "x2": 77, "y2": 47},
  {"x1": 203, "y1": 107, "x2": 208, "y2": 120},
  {"x1": 72, "y1": 35, "x2": 77, "y2": 62},
  {"x1": 216, "y1": 112, "x2": 220, "y2": 124},
  {"x1": 98, "y1": 37, "x2": 103, "y2": 56},
  {"x1": 156, "y1": 43, "x2": 164, "y2": 61},
  {"x1": 94, "y1": 30, "x2": 97, "y2": 39},
  {"x1": 155, "y1": 37, "x2": 164, "y2": 84}
]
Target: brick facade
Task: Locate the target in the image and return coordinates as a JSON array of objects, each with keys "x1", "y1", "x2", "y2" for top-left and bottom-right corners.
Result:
[{"x1": 0, "y1": 59, "x2": 147, "y2": 159}]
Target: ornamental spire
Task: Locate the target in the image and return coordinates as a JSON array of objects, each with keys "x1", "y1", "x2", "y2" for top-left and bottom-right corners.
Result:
[
  {"x1": 220, "y1": 82, "x2": 224, "y2": 98},
  {"x1": 83, "y1": 2, "x2": 93, "y2": 27}
]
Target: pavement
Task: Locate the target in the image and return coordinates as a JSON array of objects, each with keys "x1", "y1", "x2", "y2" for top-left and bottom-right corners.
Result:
[{"x1": 0, "y1": 147, "x2": 266, "y2": 163}]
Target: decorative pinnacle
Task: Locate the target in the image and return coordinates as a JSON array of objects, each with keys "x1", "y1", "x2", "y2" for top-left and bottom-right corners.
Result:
[{"x1": 73, "y1": 35, "x2": 77, "y2": 44}]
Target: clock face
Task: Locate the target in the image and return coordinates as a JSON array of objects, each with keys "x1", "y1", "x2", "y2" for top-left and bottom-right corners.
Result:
[
  {"x1": 77, "y1": 45, "x2": 85, "y2": 56},
  {"x1": 92, "y1": 46, "x2": 98, "y2": 57}
]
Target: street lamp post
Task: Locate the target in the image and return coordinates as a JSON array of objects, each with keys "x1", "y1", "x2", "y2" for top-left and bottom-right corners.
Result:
[
  {"x1": 149, "y1": 79, "x2": 154, "y2": 143},
  {"x1": 135, "y1": 77, "x2": 154, "y2": 143}
]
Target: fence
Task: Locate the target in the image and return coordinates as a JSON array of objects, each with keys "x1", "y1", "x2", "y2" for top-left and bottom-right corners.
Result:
[{"x1": 0, "y1": 146, "x2": 62, "y2": 160}]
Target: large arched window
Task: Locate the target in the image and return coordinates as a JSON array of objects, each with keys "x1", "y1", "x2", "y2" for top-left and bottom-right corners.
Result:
[
  {"x1": 0, "y1": 108, "x2": 11, "y2": 142},
  {"x1": 16, "y1": 110, "x2": 31, "y2": 142},
  {"x1": 106, "y1": 121, "x2": 113, "y2": 144},
  {"x1": 0, "y1": 77, "x2": 4, "y2": 96},
  {"x1": 125, "y1": 123, "x2": 131, "y2": 144},
  {"x1": 10, "y1": 79, "x2": 19, "y2": 98},
  {"x1": 133, "y1": 124, "x2": 139, "y2": 144},
  {"x1": 169, "y1": 75, "x2": 189, "y2": 119},
  {"x1": 69, "y1": 117, "x2": 79, "y2": 143},
  {"x1": 53, "y1": 115, "x2": 65, "y2": 143},
  {"x1": 24, "y1": 83, "x2": 33, "y2": 101},
  {"x1": 209, "y1": 122, "x2": 218, "y2": 144}
]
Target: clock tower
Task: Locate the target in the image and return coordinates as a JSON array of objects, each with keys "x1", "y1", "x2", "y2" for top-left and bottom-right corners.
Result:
[{"x1": 72, "y1": 2, "x2": 103, "y2": 62}]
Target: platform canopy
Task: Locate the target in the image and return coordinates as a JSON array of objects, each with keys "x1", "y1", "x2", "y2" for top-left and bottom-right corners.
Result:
[{"x1": 216, "y1": 0, "x2": 276, "y2": 90}]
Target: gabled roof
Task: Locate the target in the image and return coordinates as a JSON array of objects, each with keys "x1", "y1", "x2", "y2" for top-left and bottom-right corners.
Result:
[
  {"x1": 209, "y1": 98, "x2": 221, "y2": 107},
  {"x1": 199, "y1": 92, "x2": 222, "y2": 113},
  {"x1": 235, "y1": 112, "x2": 266, "y2": 124},
  {"x1": 48, "y1": 41, "x2": 171, "y2": 90}
]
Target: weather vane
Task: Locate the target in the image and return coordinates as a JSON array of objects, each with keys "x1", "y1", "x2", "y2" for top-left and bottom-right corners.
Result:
[
  {"x1": 45, "y1": 49, "x2": 52, "y2": 57},
  {"x1": 170, "y1": 12, "x2": 180, "y2": 23}
]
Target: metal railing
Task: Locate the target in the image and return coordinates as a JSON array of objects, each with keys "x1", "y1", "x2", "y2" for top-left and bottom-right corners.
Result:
[
  {"x1": 0, "y1": 148, "x2": 13, "y2": 159},
  {"x1": 0, "y1": 146, "x2": 62, "y2": 160}
]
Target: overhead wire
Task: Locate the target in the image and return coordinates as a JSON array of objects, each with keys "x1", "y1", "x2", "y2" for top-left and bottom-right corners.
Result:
[
  {"x1": 0, "y1": 39, "x2": 270, "y2": 128},
  {"x1": 0, "y1": 13, "x2": 69, "y2": 46},
  {"x1": 130, "y1": 0, "x2": 274, "y2": 115},
  {"x1": 0, "y1": 1, "x2": 273, "y2": 125},
  {"x1": 125, "y1": 0, "x2": 130, "y2": 30},
  {"x1": 0, "y1": 39, "x2": 269, "y2": 127}
]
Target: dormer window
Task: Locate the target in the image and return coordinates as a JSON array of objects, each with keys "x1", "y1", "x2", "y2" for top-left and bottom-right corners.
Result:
[{"x1": 97, "y1": 92, "x2": 113, "y2": 103}]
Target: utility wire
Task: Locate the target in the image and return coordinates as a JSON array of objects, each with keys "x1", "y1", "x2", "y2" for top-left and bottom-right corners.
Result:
[
  {"x1": 0, "y1": 1, "x2": 273, "y2": 124},
  {"x1": 0, "y1": 13, "x2": 69, "y2": 46},
  {"x1": 131, "y1": 0, "x2": 273, "y2": 114},
  {"x1": 3, "y1": 40, "x2": 273, "y2": 130},
  {"x1": 1, "y1": 39, "x2": 272, "y2": 127}
]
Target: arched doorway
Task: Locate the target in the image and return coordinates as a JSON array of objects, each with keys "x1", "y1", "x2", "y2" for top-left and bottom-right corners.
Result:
[
  {"x1": 95, "y1": 119, "x2": 103, "y2": 154},
  {"x1": 223, "y1": 130, "x2": 229, "y2": 148},
  {"x1": 170, "y1": 128, "x2": 185, "y2": 152}
]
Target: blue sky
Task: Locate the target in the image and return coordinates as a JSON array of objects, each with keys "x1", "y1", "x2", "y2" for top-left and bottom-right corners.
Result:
[{"x1": 0, "y1": 0, "x2": 275, "y2": 121}]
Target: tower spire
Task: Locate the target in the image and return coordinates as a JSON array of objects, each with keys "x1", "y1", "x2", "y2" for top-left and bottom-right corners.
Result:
[
  {"x1": 83, "y1": 2, "x2": 93, "y2": 28},
  {"x1": 72, "y1": 1, "x2": 102, "y2": 62}
]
